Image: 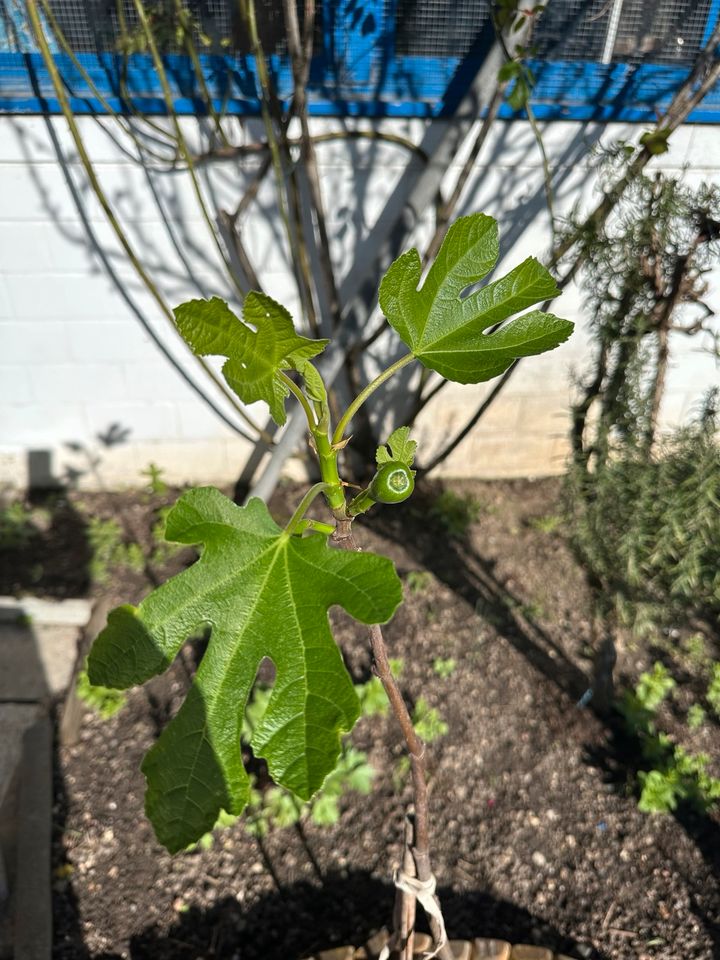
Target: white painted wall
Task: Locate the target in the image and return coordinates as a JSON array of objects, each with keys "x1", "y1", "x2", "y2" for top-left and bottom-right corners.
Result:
[{"x1": 0, "y1": 115, "x2": 718, "y2": 489}]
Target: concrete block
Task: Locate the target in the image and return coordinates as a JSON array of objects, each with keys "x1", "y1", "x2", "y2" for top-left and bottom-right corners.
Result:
[
  {"x1": 0, "y1": 366, "x2": 33, "y2": 405},
  {"x1": 84, "y1": 400, "x2": 180, "y2": 443},
  {"x1": 479, "y1": 120, "x2": 541, "y2": 168},
  {"x1": 0, "y1": 117, "x2": 52, "y2": 163},
  {"x1": 0, "y1": 320, "x2": 71, "y2": 364},
  {"x1": 129, "y1": 439, "x2": 235, "y2": 485},
  {"x1": 4, "y1": 272, "x2": 126, "y2": 320},
  {"x1": 30, "y1": 362, "x2": 128, "y2": 404},
  {"x1": 0, "y1": 597, "x2": 91, "y2": 626},
  {"x1": 1, "y1": 404, "x2": 88, "y2": 447},
  {"x1": 515, "y1": 394, "x2": 572, "y2": 439},
  {"x1": 684, "y1": 125, "x2": 720, "y2": 169},
  {"x1": 0, "y1": 277, "x2": 11, "y2": 320},
  {"x1": 57, "y1": 441, "x2": 141, "y2": 489},
  {"x1": 0, "y1": 164, "x2": 85, "y2": 222},
  {"x1": 456, "y1": 164, "x2": 547, "y2": 226},
  {"x1": 659, "y1": 391, "x2": 691, "y2": 429},
  {"x1": 420, "y1": 389, "x2": 523, "y2": 436},
  {"x1": 645, "y1": 125, "x2": 693, "y2": 170},
  {"x1": 65, "y1": 319, "x2": 153, "y2": 362},
  {"x1": 0, "y1": 621, "x2": 78, "y2": 700},
  {"x1": 174, "y1": 399, "x2": 240, "y2": 440},
  {"x1": 121, "y1": 359, "x2": 199, "y2": 402},
  {"x1": 0, "y1": 449, "x2": 27, "y2": 489},
  {"x1": 434, "y1": 430, "x2": 568, "y2": 480},
  {"x1": 0, "y1": 224, "x2": 53, "y2": 274}
]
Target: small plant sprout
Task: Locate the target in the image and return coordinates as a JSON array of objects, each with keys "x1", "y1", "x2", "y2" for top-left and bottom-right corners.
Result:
[
  {"x1": 433, "y1": 657, "x2": 457, "y2": 680},
  {"x1": 87, "y1": 213, "x2": 572, "y2": 953},
  {"x1": 142, "y1": 461, "x2": 168, "y2": 496},
  {"x1": 430, "y1": 490, "x2": 483, "y2": 537},
  {"x1": 406, "y1": 570, "x2": 433, "y2": 594}
]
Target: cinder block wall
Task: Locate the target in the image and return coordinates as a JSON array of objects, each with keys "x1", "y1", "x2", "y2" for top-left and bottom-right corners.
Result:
[{"x1": 0, "y1": 116, "x2": 718, "y2": 489}]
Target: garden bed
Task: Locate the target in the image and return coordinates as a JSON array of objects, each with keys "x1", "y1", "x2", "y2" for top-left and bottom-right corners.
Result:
[{"x1": 12, "y1": 477, "x2": 716, "y2": 960}]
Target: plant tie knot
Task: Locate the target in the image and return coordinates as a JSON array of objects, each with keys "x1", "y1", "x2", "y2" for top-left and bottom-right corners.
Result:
[{"x1": 382, "y1": 869, "x2": 448, "y2": 960}]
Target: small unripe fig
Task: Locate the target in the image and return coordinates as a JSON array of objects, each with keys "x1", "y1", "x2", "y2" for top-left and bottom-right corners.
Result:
[{"x1": 368, "y1": 462, "x2": 415, "y2": 504}]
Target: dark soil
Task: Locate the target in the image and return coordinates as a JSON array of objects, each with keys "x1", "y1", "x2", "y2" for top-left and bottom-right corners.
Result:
[{"x1": 25, "y1": 478, "x2": 720, "y2": 960}]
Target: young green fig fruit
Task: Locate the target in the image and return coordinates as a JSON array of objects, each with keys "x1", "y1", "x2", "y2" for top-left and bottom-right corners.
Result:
[{"x1": 368, "y1": 462, "x2": 415, "y2": 504}]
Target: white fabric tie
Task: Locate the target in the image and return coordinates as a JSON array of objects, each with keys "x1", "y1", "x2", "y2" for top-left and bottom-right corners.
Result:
[{"x1": 378, "y1": 869, "x2": 448, "y2": 960}]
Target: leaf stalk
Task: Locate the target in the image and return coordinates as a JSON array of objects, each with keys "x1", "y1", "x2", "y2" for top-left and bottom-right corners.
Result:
[
  {"x1": 332, "y1": 353, "x2": 415, "y2": 446},
  {"x1": 285, "y1": 482, "x2": 331, "y2": 535},
  {"x1": 277, "y1": 371, "x2": 317, "y2": 430}
]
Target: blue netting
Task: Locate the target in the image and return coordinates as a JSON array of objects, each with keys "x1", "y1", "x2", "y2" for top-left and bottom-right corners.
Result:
[{"x1": 0, "y1": 0, "x2": 718, "y2": 118}]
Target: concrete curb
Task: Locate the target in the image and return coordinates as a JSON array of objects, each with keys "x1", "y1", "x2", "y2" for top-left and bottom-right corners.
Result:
[
  {"x1": 0, "y1": 596, "x2": 89, "y2": 960},
  {"x1": 0, "y1": 597, "x2": 91, "y2": 627},
  {"x1": 13, "y1": 717, "x2": 53, "y2": 960}
]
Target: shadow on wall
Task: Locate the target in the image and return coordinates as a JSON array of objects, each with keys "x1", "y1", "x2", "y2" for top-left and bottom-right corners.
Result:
[
  {"x1": 27, "y1": 422, "x2": 132, "y2": 491},
  {"x1": 9, "y1": 92, "x2": 602, "y2": 474}
]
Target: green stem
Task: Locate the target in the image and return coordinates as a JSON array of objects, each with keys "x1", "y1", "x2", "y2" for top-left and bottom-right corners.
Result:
[
  {"x1": 525, "y1": 97, "x2": 556, "y2": 242},
  {"x1": 312, "y1": 429, "x2": 346, "y2": 516},
  {"x1": 332, "y1": 353, "x2": 415, "y2": 446},
  {"x1": 347, "y1": 488, "x2": 376, "y2": 517},
  {"x1": 277, "y1": 371, "x2": 317, "y2": 429},
  {"x1": 293, "y1": 518, "x2": 335, "y2": 536},
  {"x1": 285, "y1": 483, "x2": 331, "y2": 535}
]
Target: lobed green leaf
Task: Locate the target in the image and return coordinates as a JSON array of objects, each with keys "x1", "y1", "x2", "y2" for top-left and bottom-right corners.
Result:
[
  {"x1": 173, "y1": 294, "x2": 327, "y2": 425},
  {"x1": 378, "y1": 212, "x2": 573, "y2": 384},
  {"x1": 376, "y1": 426, "x2": 417, "y2": 468},
  {"x1": 87, "y1": 487, "x2": 402, "y2": 853}
]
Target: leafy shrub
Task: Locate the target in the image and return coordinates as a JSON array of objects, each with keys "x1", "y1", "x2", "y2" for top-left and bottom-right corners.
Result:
[
  {"x1": 570, "y1": 395, "x2": 720, "y2": 633},
  {"x1": 86, "y1": 516, "x2": 145, "y2": 584}
]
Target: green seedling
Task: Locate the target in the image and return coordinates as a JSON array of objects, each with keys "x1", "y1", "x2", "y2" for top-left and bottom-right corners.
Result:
[
  {"x1": 142, "y1": 462, "x2": 168, "y2": 496},
  {"x1": 0, "y1": 501, "x2": 38, "y2": 550},
  {"x1": 76, "y1": 664, "x2": 127, "y2": 719},
  {"x1": 707, "y1": 663, "x2": 720, "y2": 718},
  {"x1": 527, "y1": 513, "x2": 563, "y2": 534},
  {"x1": 430, "y1": 490, "x2": 483, "y2": 537},
  {"x1": 687, "y1": 704, "x2": 706, "y2": 729},
  {"x1": 412, "y1": 697, "x2": 449, "y2": 742},
  {"x1": 406, "y1": 570, "x2": 433, "y2": 594},
  {"x1": 86, "y1": 516, "x2": 144, "y2": 584},
  {"x1": 433, "y1": 657, "x2": 457, "y2": 679},
  {"x1": 86, "y1": 213, "x2": 572, "y2": 946},
  {"x1": 620, "y1": 662, "x2": 720, "y2": 814}
]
